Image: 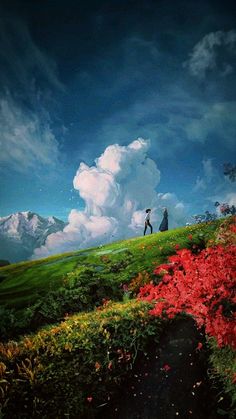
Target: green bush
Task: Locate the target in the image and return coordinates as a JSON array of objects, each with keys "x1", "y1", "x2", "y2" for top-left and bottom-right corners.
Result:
[
  {"x1": 0, "y1": 267, "x2": 125, "y2": 340},
  {"x1": 0, "y1": 300, "x2": 162, "y2": 418},
  {"x1": 0, "y1": 306, "x2": 32, "y2": 341},
  {"x1": 208, "y1": 338, "x2": 236, "y2": 418},
  {"x1": 28, "y1": 268, "x2": 123, "y2": 328},
  {"x1": 0, "y1": 306, "x2": 17, "y2": 338}
]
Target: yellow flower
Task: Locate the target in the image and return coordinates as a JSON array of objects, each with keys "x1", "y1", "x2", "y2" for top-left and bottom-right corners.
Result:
[
  {"x1": 0, "y1": 362, "x2": 6, "y2": 377},
  {"x1": 64, "y1": 343, "x2": 73, "y2": 352}
]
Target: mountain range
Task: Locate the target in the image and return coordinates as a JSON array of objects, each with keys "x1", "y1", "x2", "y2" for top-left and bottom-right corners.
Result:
[{"x1": 0, "y1": 211, "x2": 66, "y2": 263}]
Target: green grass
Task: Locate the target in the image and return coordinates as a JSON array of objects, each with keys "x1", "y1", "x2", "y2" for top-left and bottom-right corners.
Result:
[
  {"x1": 0, "y1": 220, "x2": 221, "y2": 309},
  {"x1": 0, "y1": 218, "x2": 235, "y2": 418}
]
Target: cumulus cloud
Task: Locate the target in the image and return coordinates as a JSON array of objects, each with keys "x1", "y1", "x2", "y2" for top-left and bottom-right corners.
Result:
[
  {"x1": 184, "y1": 30, "x2": 236, "y2": 79},
  {"x1": 33, "y1": 138, "x2": 188, "y2": 258},
  {"x1": 0, "y1": 95, "x2": 60, "y2": 172}
]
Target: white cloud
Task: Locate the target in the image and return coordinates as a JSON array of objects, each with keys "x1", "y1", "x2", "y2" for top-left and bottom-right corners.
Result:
[
  {"x1": 33, "y1": 138, "x2": 188, "y2": 258},
  {"x1": 0, "y1": 18, "x2": 64, "y2": 173},
  {"x1": 94, "y1": 87, "x2": 236, "y2": 157},
  {"x1": 202, "y1": 159, "x2": 214, "y2": 180},
  {"x1": 184, "y1": 30, "x2": 236, "y2": 79},
  {"x1": 194, "y1": 177, "x2": 207, "y2": 192},
  {"x1": 73, "y1": 163, "x2": 120, "y2": 212},
  {"x1": 0, "y1": 95, "x2": 60, "y2": 172},
  {"x1": 194, "y1": 159, "x2": 215, "y2": 191},
  {"x1": 185, "y1": 101, "x2": 236, "y2": 147},
  {"x1": 225, "y1": 193, "x2": 236, "y2": 206}
]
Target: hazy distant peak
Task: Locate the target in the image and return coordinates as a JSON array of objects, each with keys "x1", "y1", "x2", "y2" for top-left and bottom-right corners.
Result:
[{"x1": 0, "y1": 211, "x2": 66, "y2": 262}]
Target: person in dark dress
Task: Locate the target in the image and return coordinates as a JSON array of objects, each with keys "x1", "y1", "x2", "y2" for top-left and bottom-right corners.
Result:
[
  {"x1": 144, "y1": 208, "x2": 153, "y2": 235},
  {"x1": 159, "y1": 208, "x2": 168, "y2": 232}
]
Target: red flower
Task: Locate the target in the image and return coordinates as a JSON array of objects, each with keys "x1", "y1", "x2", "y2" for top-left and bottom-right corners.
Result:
[
  {"x1": 230, "y1": 224, "x2": 236, "y2": 233},
  {"x1": 163, "y1": 364, "x2": 171, "y2": 372},
  {"x1": 196, "y1": 342, "x2": 203, "y2": 351},
  {"x1": 139, "y1": 244, "x2": 236, "y2": 349}
]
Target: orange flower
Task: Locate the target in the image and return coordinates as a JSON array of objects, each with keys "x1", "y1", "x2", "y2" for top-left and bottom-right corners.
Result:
[{"x1": 95, "y1": 361, "x2": 101, "y2": 371}]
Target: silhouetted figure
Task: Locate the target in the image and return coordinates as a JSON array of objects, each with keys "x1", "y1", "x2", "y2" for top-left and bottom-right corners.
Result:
[
  {"x1": 144, "y1": 209, "x2": 153, "y2": 235},
  {"x1": 159, "y1": 208, "x2": 168, "y2": 232}
]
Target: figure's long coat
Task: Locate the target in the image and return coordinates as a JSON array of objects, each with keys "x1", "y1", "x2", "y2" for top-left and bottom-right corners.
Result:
[{"x1": 159, "y1": 210, "x2": 168, "y2": 232}]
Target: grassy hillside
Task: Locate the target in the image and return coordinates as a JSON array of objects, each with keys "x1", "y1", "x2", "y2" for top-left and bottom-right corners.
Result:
[
  {"x1": 0, "y1": 217, "x2": 235, "y2": 418},
  {"x1": 0, "y1": 220, "x2": 220, "y2": 309}
]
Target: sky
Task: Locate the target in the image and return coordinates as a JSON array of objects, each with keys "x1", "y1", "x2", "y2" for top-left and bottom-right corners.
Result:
[{"x1": 0, "y1": 0, "x2": 236, "y2": 253}]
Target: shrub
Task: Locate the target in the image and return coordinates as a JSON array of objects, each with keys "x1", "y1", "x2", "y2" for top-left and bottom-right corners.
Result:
[
  {"x1": 128, "y1": 271, "x2": 153, "y2": 296},
  {"x1": 213, "y1": 216, "x2": 236, "y2": 246},
  {"x1": 208, "y1": 338, "x2": 236, "y2": 418},
  {"x1": 0, "y1": 306, "x2": 32, "y2": 341},
  {"x1": 0, "y1": 306, "x2": 17, "y2": 339},
  {"x1": 0, "y1": 267, "x2": 125, "y2": 340},
  {"x1": 0, "y1": 300, "x2": 162, "y2": 418}
]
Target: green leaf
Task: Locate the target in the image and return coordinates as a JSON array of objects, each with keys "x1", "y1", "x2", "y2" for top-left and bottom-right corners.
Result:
[{"x1": 217, "y1": 408, "x2": 228, "y2": 415}]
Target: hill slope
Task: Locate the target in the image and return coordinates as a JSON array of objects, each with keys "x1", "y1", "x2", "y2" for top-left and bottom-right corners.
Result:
[
  {"x1": 0, "y1": 220, "x2": 220, "y2": 310},
  {"x1": 0, "y1": 218, "x2": 235, "y2": 419}
]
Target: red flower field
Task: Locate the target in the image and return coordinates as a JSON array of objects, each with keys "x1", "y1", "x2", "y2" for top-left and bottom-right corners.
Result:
[{"x1": 139, "y1": 244, "x2": 236, "y2": 349}]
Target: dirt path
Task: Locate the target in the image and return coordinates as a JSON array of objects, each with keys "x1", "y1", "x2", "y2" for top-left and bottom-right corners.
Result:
[{"x1": 96, "y1": 318, "x2": 225, "y2": 419}]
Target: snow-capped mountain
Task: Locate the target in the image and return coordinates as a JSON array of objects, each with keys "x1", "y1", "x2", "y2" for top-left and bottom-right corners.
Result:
[{"x1": 0, "y1": 211, "x2": 66, "y2": 262}]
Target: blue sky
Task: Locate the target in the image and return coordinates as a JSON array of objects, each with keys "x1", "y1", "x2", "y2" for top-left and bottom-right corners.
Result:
[{"x1": 0, "y1": 0, "x2": 236, "y2": 223}]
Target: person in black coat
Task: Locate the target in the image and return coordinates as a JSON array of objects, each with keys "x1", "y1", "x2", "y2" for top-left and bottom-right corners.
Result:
[{"x1": 159, "y1": 208, "x2": 168, "y2": 232}]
